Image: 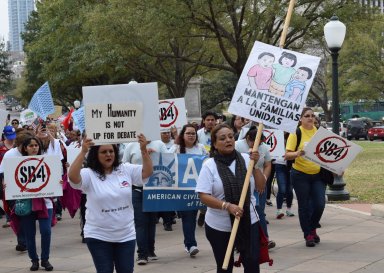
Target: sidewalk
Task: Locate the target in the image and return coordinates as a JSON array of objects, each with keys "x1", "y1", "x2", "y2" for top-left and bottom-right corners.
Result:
[{"x1": 1, "y1": 203, "x2": 384, "y2": 273}]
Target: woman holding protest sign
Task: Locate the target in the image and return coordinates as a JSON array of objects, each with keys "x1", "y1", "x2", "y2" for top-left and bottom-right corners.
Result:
[
  {"x1": 170, "y1": 124, "x2": 207, "y2": 257},
  {"x1": 19, "y1": 136, "x2": 55, "y2": 271},
  {"x1": 68, "y1": 134, "x2": 153, "y2": 273},
  {"x1": 196, "y1": 124, "x2": 265, "y2": 273},
  {"x1": 285, "y1": 107, "x2": 325, "y2": 247}
]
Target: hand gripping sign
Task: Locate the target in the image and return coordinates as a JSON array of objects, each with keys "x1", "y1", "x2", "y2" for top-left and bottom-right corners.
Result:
[
  {"x1": 303, "y1": 127, "x2": 362, "y2": 175},
  {"x1": 4, "y1": 155, "x2": 63, "y2": 200}
]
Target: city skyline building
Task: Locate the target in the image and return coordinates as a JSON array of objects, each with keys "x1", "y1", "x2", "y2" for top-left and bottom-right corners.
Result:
[{"x1": 8, "y1": 0, "x2": 35, "y2": 52}]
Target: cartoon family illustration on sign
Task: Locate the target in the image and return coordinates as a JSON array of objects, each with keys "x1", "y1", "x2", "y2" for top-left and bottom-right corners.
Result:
[{"x1": 247, "y1": 51, "x2": 313, "y2": 103}]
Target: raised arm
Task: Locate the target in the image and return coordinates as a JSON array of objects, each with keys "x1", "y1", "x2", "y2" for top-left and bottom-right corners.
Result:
[
  {"x1": 138, "y1": 134, "x2": 153, "y2": 179},
  {"x1": 68, "y1": 138, "x2": 94, "y2": 184}
]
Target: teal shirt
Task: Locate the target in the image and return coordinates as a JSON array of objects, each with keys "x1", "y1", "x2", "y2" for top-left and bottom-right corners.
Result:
[{"x1": 272, "y1": 64, "x2": 296, "y2": 85}]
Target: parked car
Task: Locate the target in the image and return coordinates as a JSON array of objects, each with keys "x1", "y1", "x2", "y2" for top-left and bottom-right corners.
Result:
[
  {"x1": 324, "y1": 122, "x2": 347, "y2": 137},
  {"x1": 368, "y1": 126, "x2": 384, "y2": 141},
  {"x1": 346, "y1": 118, "x2": 373, "y2": 140}
]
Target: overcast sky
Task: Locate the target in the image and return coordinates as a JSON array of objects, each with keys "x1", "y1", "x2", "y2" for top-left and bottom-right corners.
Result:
[{"x1": 0, "y1": 0, "x2": 8, "y2": 42}]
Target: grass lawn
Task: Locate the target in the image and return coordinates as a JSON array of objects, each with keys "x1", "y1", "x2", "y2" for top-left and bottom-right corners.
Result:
[{"x1": 343, "y1": 141, "x2": 384, "y2": 203}]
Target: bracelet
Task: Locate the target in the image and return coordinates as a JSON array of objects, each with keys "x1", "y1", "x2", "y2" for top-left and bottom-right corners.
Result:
[
  {"x1": 221, "y1": 201, "x2": 226, "y2": 210},
  {"x1": 224, "y1": 202, "x2": 230, "y2": 210}
]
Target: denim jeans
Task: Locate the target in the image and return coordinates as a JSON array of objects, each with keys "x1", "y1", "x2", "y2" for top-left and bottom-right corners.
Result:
[
  {"x1": 20, "y1": 209, "x2": 53, "y2": 261},
  {"x1": 255, "y1": 186, "x2": 268, "y2": 238},
  {"x1": 86, "y1": 238, "x2": 135, "y2": 273},
  {"x1": 291, "y1": 169, "x2": 326, "y2": 237},
  {"x1": 178, "y1": 210, "x2": 198, "y2": 250},
  {"x1": 275, "y1": 164, "x2": 293, "y2": 209},
  {"x1": 205, "y1": 223, "x2": 260, "y2": 273},
  {"x1": 132, "y1": 189, "x2": 157, "y2": 258}
]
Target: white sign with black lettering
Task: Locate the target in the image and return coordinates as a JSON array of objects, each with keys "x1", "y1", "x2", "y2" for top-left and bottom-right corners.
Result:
[
  {"x1": 262, "y1": 129, "x2": 285, "y2": 159},
  {"x1": 85, "y1": 102, "x2": 143, "y2": 144},
  {"x1": 303, "y1": 127, "x2": 362, "y2": 175},
  {"x1": 228, "y1": 41, "x2": 320, "y2": 133},
  {"x1": 83, "y1": 83, "x2": 160, "y2": 142},
  {"x1": 159, "y1": 98, "x2": 187, "y2": 132},
  {"x1": 4, "y1": 155, "x2": 62, "y2": 200}
]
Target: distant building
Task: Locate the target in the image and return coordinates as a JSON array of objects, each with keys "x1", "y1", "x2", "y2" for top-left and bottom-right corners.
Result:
[
  {"x1": 357, "y1": 0, "x2": 384, "y2": 13},
  {"x1": 8, "y1": 0, "x2": 35, "y2": 52}
]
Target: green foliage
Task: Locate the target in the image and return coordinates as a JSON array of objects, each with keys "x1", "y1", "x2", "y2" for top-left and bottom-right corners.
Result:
[{"x1": 0, "y1": 40, "x2": 12, "y2": 93}]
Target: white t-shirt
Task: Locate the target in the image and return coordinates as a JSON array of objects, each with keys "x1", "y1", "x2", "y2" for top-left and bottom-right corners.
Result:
[
  {"x1": 122, "y1": 140, "x2": 168, "y2": 164},
  {"x1": 0, "y1": 147, "x2": 21, "y2": 174},
  {"x1": 197, "y1": 128, "x2": 211, "y2": 151},
  {"x1": 69, "y1": 163, "x2": 143, "y2": 242},
  {"x1": 195, "y1": 154, "x2": 259, "y2": 232},
  {"x1": 163, "y1": 140, "x2": 174, "y2": 150},
  {"x1": 235, "y1": 140, "x2": 271, "y2": 170},
  {"x1": 169, "y1": 143, "x2": 208, "y2": 156}
]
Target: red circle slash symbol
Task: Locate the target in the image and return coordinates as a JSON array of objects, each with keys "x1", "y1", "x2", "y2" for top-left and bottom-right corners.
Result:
[
  {"x1": 14, "y1": 157, "x2": 51, "y2": 193},
  {"x1": 263, "y1": 130, "x2": 277, "y2": 153},
  {"x1": 314, "y1": 136, "x2": 350, "y2": 163},
  {"x1": 159, "y1": 101, "x2": 179, "y2": 127}
]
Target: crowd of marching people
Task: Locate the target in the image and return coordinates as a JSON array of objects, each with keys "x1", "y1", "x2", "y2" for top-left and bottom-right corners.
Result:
[{"x1": 0, "y1": 107, "x2": 329, "y2": 273}]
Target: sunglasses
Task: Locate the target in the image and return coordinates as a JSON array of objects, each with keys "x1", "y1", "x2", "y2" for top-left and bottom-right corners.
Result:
[
  {"x1": 303, "y1": 114, "x2": 316, "y2": 118},
  {"x1": 12, "y1": 122, "x2": 19, "y2": 125}
]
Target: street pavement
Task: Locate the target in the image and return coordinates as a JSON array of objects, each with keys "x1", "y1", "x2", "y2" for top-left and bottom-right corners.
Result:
[{"x1": 1, "y1": 202, "x2": 384, "y2": 273}]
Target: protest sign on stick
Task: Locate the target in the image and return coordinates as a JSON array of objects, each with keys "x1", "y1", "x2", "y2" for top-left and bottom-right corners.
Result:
[{"x1": 159, "y1": 98, "x2": 187, "y2": 132}]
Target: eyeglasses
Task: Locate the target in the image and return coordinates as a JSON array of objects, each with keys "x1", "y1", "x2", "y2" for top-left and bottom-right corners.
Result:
[
  {"x1": 303, "y1": 114, "x2": 316, "y2": 118},
  {"x1": 185, "y1": 132, "x2": 196, "y2": 136},
  {"x1": 12, "y1": 122, "x2": 19, "y2": 125}
]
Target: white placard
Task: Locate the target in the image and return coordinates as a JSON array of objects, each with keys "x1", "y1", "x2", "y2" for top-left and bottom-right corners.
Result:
[
  {"x1": 303, "y1": 127, "x2": 363, "y2": 175},
  {"x1": 20, "y1": 109, "x2": 38, "y2": 125},
  {"x1": 262, "y1": 129, "x2": 285, "y2": 159},
  {"x1": 83, "y1": 83, "x2": 160, "y2": 143},
  {"x1": 228, "y1": 41, "x2": 320, "y2": 133},
  {"x1": 4, "y1": 155, "x2": 63, "y2": 200},
  {"x1": 0, "y1": 109, "x2": 8, "y2": 129},
  {"x1": 66, "y1": 146, "x2": 81, "y2": 166},
  {"x1": 85, "y1": 102, "x2": 143, "y2": 144},
  {"x1": 159, "y1": 98, "x2": 187, "y2": 132}
]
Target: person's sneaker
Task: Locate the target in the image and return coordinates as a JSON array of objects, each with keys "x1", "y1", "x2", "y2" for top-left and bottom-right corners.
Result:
[
  {"x1": 164, "y1": 224, "x2": 173, "y2": 231},
  {"x1": 56, "y1": 214, "x2": 62, "y2": 221},
  {"x1": 276, "y1": 210, "x2": 284, "y2": 219},
  {"x1": 41, "y1": 260, "x2": 53, "y2": 271},
  {"x1": 148, "y1": 252, "x2": 158, "y2": 261},
  {"x1": 305, "y1": 234, "x2": 316, "y2": 247},
  {"x1": 2, "y1": 221, "x2": 10, "y2": 228},
  {"x1": 189, "y1": 246, "x2": 199, "y2": 257},
  {"x1": 311, "y1": 229, "x2": 320, "y2": 243},
  {"x1": 197, "y1": 213, "x2": 205, "y2": 227},
  {"x1": 316, "y1": 223, "x2": 322, "y2": 228},
  {"x1": 16, "y1": 244, "x2": 27, "y2": 251},
  {"x1": 30, "y1": 260, "x2": 39, "y2": 271},
  {"x1": 268, "y1": 240, "x2": 276, "y2": 249},
  {"x1": 266, "y1": 200, "x2": 273, "y2": 206},
  {"x1": 136, "y1": 256, "x2": 148, "y2": 265},
  {"x1": 286, "y1": 210, "x2": 295, "y2": 217}
]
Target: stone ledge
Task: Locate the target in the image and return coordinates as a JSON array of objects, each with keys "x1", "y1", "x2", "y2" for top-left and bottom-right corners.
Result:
[{"x1": 371, "y1": 204, "x2": 384, "y2": 217}]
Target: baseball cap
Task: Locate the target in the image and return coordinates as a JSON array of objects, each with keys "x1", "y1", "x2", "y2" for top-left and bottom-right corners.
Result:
[{"x1": 3, "y1": 125, "x2": 17, "y2": 140}]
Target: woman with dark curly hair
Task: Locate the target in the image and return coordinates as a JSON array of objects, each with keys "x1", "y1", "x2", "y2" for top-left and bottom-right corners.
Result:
[{"x1": 68, "y1": 134, "x2": 153, "y2": 273}]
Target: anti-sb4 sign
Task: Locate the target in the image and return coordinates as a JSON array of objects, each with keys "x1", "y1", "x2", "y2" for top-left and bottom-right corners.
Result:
[
  {"x1": 303, "y1": 127, "x2": 362, "y2": 175},
  {"x1": 159, "y1": 98, "x2": 187, "y2": 132},
  {"x1": 262, "y1": 129, "x2": 285, "y2": 159},
  {"x1": 4, "y1": 155, "x2": 63, "y2": 200}
]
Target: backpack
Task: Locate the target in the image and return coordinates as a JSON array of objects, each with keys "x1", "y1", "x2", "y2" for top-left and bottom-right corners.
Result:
[{"x1": 286, "y1": 127, "x2": 301, "y2": 171}]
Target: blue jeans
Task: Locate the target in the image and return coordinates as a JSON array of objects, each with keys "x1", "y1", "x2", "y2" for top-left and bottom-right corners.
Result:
[
  {"x1": 178, "y1": 210, "x2": 198, "y2": 250},
  {"x1": 205, "y1": 223, "x2": 260, "y2": 273},
  {"x1": 86, "y1": 238, "x2": 135, "y2": 273},
  {"x1": 20, "y1": 209, "x2": 53, "y2": 261},
  {"x1": 255, "y1": 187, "x2": 268, "y2": 238},
  {"x1": 275, "y1": 164, "x2": 293, "y2": 209},
  {"x1": 291, "y1": 169, "x2": 326, "y2": 237},
  {"x1": 132, "y1": 189, "x2": 157, "y2": 258}
]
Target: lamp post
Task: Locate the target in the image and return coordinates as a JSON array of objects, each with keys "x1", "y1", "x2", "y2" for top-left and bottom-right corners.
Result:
[
  {"x1": 324, "y1": 15, "x2": 350, "y2": 201},
  {"x1": 74, "y1": 100, "x2": 81, "y2": 110}
]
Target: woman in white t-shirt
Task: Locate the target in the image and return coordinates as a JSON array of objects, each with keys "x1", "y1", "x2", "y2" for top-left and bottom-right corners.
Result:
[
  {"x1": 68, "y1": 134, "x2": 153, "y2": 273},
  {"x1": 170, "y1": 124, "x2": 208, "y2": 257},
  {"x1": 195, "y1": 124, "x2": 265, "y2": 273}
]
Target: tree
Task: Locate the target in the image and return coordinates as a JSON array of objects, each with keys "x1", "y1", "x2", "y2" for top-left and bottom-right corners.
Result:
[{"x1": 0, "y1": 40, "x2": 12, "y2": 93}]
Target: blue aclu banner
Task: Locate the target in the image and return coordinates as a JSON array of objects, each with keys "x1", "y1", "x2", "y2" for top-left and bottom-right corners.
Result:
[{"x1": 143, "y1": 153, "x2": 207, "y2": 212}]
